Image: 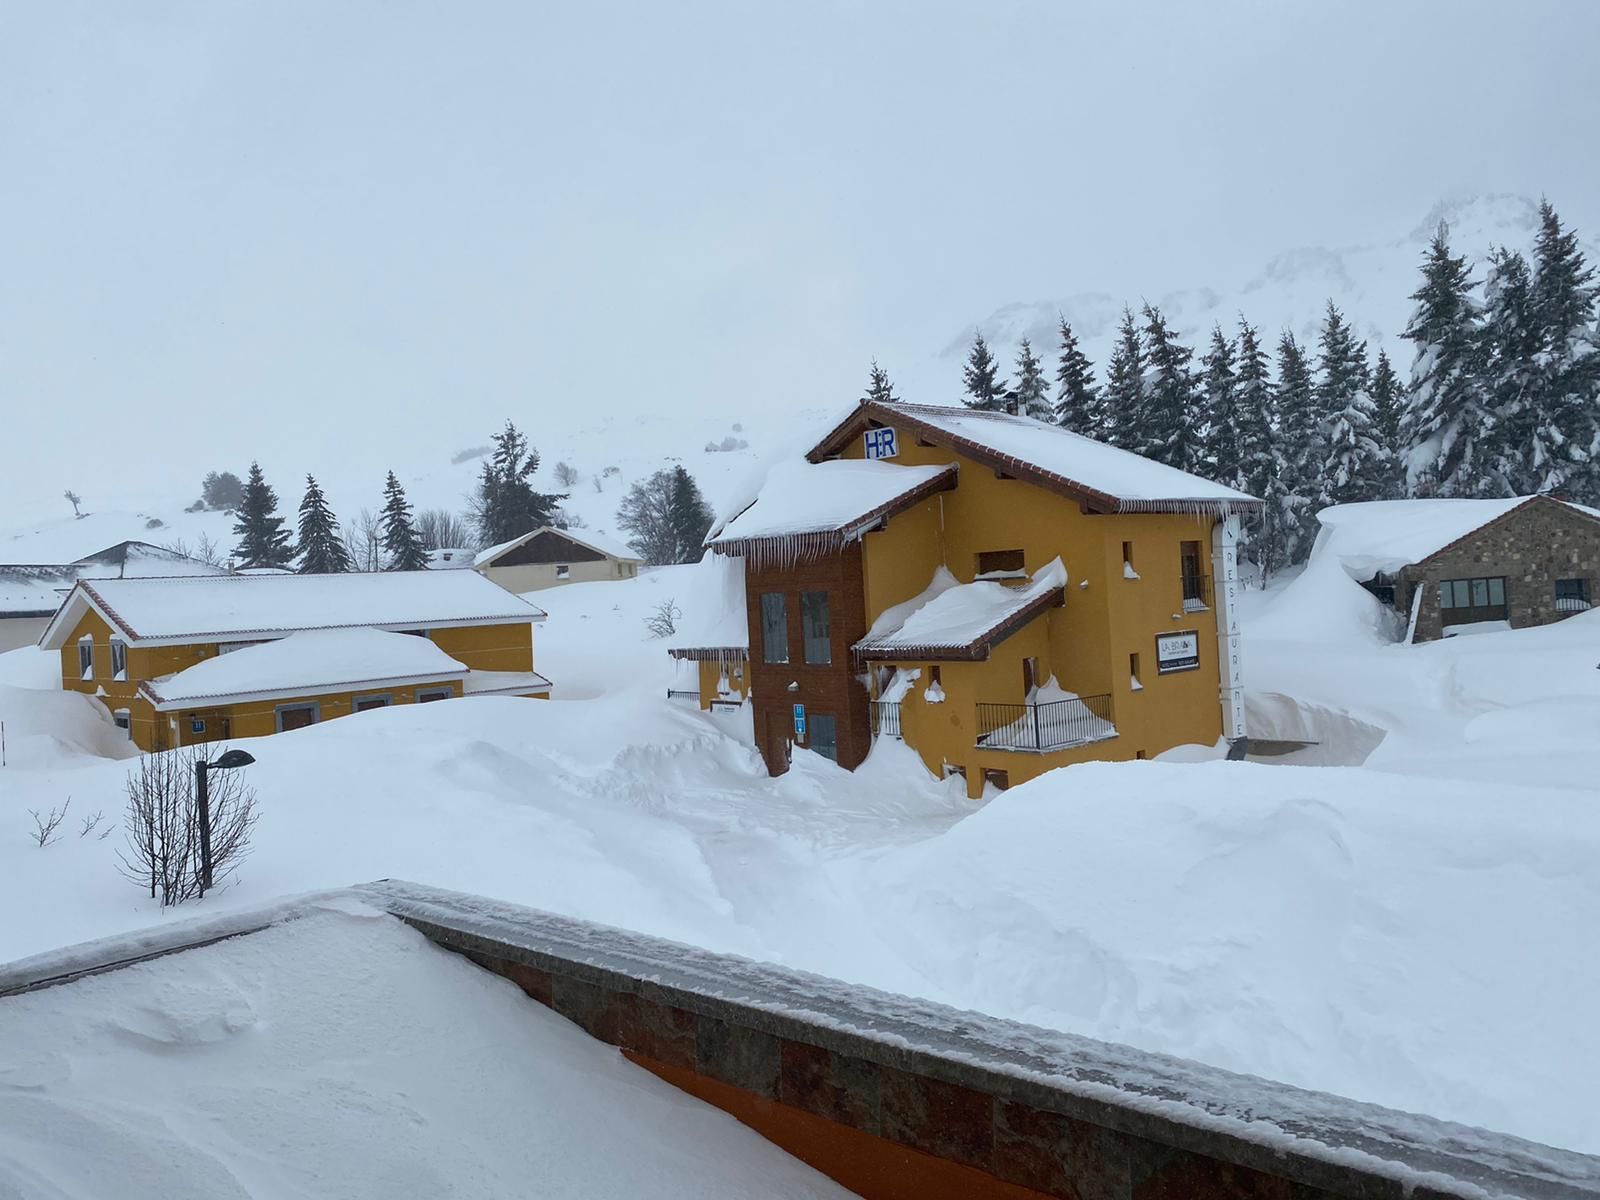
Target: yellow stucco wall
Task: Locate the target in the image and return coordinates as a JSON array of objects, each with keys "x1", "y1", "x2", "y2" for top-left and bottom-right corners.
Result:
[
  {"x1": 695, "y1": 658, "x2": 751, "y2": 709},
  {"x1": 845, "y1": 436, "x2": 1226, "y2": 798},
  {"x1": 60, "y1": 610, "x2": 537, "y2": 752}
]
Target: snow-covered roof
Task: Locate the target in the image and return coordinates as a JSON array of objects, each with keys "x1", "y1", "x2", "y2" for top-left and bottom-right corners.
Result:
[
  {"x1": 1315, "y1": 495, "x2": 1600, "y2": 578},
  {"x1": 40, "y1": 569, "x2": 548, "y2": 648},
  {"x1": 706, "y1": 459, "x2": 958, "y2": 561},
  {"x1": 140, "y1": 628, "x2": 469, "y2": 709},
  {"x1": 856, "y1": 559, "x2": 1068, "y2": 661},
  {"x1": 427, "y1": 547, "x2": 478, "y2": 570},
  {"x1": 475, "y1": 526, "x2": 643, "y2": 569},
  {"x1": 0, "y1": 542, "x2": 224, "y2": 618},
  {"x1": 462, "y1": 668, "x2": 554, "y2": 696},
  {"x1": 667, "y1": 552, "x2": 751, "y2": 657},
  {"x1": 808, "y1": 401, "x2": 1257, "y2": 513}
]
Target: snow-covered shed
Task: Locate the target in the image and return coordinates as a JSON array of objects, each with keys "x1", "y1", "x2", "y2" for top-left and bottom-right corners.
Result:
[
  {"x1": 1314, "y1": 494, "x2": 1600, "y2": 641},
  {"x1": 36, "y1": 570, "x2": 551, "y2": 749},
  {"x1": 474, "y1": 525, "x2": 643, "y2": 593}
]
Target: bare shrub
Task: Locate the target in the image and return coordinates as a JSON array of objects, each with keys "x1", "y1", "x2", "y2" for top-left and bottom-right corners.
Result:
[
  {"x1": 118, "y1": 748, "x2": 259, "y2": 906},
  {"x1": 78, "y1": 809, "x2": 108, "y2": 839},
  {"x1": 415, "y1": 508, "x2": 473, "y2": 552},
  {"x1": 645, "y1": 598, "x2": 681, "y2": 639},
  {"x1": 163, "y1": 532, "x2": 228, "y2": 569},
  {"x1": 553, "y1": 461, "x2": 579, "y2": 488},
  {"x1": 28, "y1": 799, "x2": 70, "y2": 847},
  {"x1": 344, "y1": 507, "x2": 384, "y2": 572}
]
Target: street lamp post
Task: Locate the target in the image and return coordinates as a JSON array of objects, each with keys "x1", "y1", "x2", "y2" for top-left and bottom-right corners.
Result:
[{"x1": 196, "y1": 748, "x2": 255, "y2": 897}]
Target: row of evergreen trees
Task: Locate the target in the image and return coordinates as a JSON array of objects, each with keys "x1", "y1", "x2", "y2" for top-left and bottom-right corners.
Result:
[
  {"x1": 232, "y1": 463, "x2": 431, "y2": 573},
  {"x1": 924, "y1": 199, "x2": 1599, "y2": 570}
]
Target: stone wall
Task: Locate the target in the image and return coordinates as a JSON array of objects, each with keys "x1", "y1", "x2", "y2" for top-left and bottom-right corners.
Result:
[
  {"x1": 1400, "y1": 497, "x2": 1600, "y2": 642},
  {"x1": 368, "y1": 882, "x2": 1598, "y2": 1200}
]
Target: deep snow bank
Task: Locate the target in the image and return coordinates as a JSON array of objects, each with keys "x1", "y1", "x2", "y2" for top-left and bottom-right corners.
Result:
[{"x1": 0, "y1": 903, "x2": 849, "y2": 1199}]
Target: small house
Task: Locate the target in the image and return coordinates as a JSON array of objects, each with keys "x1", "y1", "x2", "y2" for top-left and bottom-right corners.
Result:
[
  {"x1": 0, "y1": 541, "x2": 224, "y2": 652},
  {"x1": 474, "y1": 526, "x2": 643, "y2": 593},
  {"x1": 677, "y1": 400, "x2": 1258, "y2": 797},
  {"x1": 1315, "y1": 495, "x2": 1600, "y2": 641},
  {"x1": 37, "y1": 570, "x2": 551, "y2": 750}
]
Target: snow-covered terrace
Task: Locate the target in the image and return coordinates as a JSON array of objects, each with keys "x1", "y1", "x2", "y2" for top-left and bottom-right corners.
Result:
[
  {"x1": 856, "y1": 559, "x2": 1068, "y2": 661},
  {"x1": 706, "y1": 458, "x2": 958, "y2": 565}
]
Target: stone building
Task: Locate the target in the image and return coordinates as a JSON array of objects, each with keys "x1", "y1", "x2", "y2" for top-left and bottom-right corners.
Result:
[{"x1": 1315, "y1": 495, "x2": 1600, "y2": 642}]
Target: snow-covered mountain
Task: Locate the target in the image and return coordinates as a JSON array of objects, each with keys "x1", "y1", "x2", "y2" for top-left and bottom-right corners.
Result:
[{"x1": 942, "y1": 193, "x2": 1600, "y2": 371}]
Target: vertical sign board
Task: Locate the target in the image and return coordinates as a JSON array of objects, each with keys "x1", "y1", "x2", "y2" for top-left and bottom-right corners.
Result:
[
  {"x1": 863, "y1": 427, "x2": 899, "y2": 461},
  {"x1": 792, "y1": 702, "x2": 806, "y2": 740},
  {"x1": 1212, "y1": 514, "x2": 1247, "y2": 739}
]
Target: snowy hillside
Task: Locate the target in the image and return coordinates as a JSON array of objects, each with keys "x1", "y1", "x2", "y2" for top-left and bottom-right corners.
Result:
[{"x1": 945, "y1": 193, "x2": 1600, "y2": 373}]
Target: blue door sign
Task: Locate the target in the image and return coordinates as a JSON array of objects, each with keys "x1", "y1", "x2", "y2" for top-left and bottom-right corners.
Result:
[{"x1": 792, "y1": 702, "x2": 806, "y2": 738}]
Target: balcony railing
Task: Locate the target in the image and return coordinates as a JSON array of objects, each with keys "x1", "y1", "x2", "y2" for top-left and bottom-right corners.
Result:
[
  {"x1": 870, "y1": 700, "x2": 903, "y2": 739},
  {"x1": 1181, "y1": 573, "x2": 1212, "y2": 612},
  {"x1": 1555, "y1": 596, "x2": 1592, "y2": 613},
  {"x1": 666, "y1": 688, "x2": 700, "y2": 702},
  {"x1": 975, "y1": 694, "x2": 1116, "y2": 753}
]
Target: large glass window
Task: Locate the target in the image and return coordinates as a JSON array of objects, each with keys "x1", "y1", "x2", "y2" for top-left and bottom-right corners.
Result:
[
  {"x1": 760, "y1": 593, "x2": 788, "y2": 664},
  {"x1": 1439, "y1": 577, "x2": 1506, "y2": 610},
  {"x1": 808, "y1": 713, "x2": 838, "y2": 762},
  {"x1": 801, "y1": 590, "x2": 831, "y2": 664}
]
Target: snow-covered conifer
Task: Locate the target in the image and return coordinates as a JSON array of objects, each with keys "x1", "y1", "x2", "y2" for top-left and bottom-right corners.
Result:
[
  {"x1": 1529, "y1": 201, "x2": 1600, "y2": 500},
  {"x1": 862, "y1": 359, "x2": 898, "y2": 404},
  {"x1": 1399, "y1": 223, "x2": 1485, "y2": 496},
  {"x1": 381, "y1": 471, "x2": 429, "y2": 571},
  {"x1": 1368, "y1": 349, "x2": 1407, "y2": 499},
  {"x1": 1316, "y1": 302, "x2": 1386, "y2": 504},
  {"x1": 1008, "y1": 338, "x2": 1051, "y2": 419},
  {"x1": 1052, "y1": 316, "x2": 1102, "y2": 435},
  {"x1": 1139, "y1": 304, "x2": 1200, "y2": 470},
  {"x1": 1101, "y1": 308, "x2": 1145, "y2": 450},
  {"x1": 1201, "y1": 325, "x2": 1239, "y2": 483},
  {"x1": 1273, "y1": 330, "x2": 1319, "y2": 563},
  {"x1": 296, "y1": 475, "x2": 351, "y2": 574},
  {"x1": 960, "y1": 332, "x2": 1009, "y2": 411},
  {"x1": 232, "y1": 462, "x2": 294, "y2": 569}
]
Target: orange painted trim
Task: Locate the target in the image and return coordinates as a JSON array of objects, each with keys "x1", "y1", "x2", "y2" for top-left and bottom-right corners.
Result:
[{"x1": 624, "y1": 1050, "x2": 1054, "y2": 1200}]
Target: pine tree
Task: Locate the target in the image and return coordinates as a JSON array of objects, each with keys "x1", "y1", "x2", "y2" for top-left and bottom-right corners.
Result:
[
  {"x1": 1139, "y1": 304, "x2": 1201, "y2": 470},
  {"x1": 381, "y1": 471, "x2": 429, "y2": 571},
  {"x1": 1052, "y1": 316, "x2": 1102, "y2": 435},
  {"x1": 1200, "y1": 325, "x2": 1239, "y2": 482},
  {"x1": 1101, "y1": 308, "x2": 1146, "y2": 451},
  {"x1": 1369, "y1": 349, "x2": 1407, "y2": 499},
  {"x1": 1399, "y1": 223, "x2": 1486, "y2": 496},
  {"x1": 1234, "y1": 320, "x2": 1288, "y2": 575},
  {"x1": 296, "y1": 474, "x2": 351, "y2": 574},
  {"x1": 1273, "y1": 331, "x2": 1319, "y2": 564},
  {"x1": 232, "y1": 462, "x2": 294, "y2": 569},
  {"x1": 666, "y1": 466, "x2": 715, "y2": 563},
  {"x1": 474, "y1": 420, "x2": 568, "y2": 545},
  {"x1": 1477, "y1": 249, "x2": 1542, "y2": 496},
  {"x1": 1529, "y1": 200, "x2": 1600, "y2": 500},
  {"x1": 1008, "y1": 338, "x2": 1051, "y2": 418},
  {"x1": 1316, "y1": 302, "x2": 1387, "y2": 505},
  {"x1": 862, "y1": 359, "x2": 898, "y2": 404},
  {"x1": 960, "y1": 332, "x2": 1009, "y2": 411}
]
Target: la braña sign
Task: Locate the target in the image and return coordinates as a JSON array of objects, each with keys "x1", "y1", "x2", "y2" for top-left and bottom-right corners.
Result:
[{"x1": 1156, "y1": 629, "x2": 1200, "y2": 674}]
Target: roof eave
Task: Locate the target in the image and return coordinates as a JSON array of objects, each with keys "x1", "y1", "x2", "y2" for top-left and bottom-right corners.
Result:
[
  {"x1": 854, "y1": 586, "x2": 1065, "y2": 664},
  {"x1": 142, "y1": 668, "x2": 472, "y2": 711}
]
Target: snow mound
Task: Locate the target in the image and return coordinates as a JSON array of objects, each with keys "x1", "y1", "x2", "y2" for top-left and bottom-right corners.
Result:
[{"x1": 0, "y1": 683, "x2": 137, "y2": 767}]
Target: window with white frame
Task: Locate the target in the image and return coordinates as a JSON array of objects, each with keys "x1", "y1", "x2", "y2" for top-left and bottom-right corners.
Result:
[
  {"x1": 110, "y1": 638, "x2": 127, "y2": 681},
  {"x1": 78, "y1": 636, "x2": 94, "y2": 680},
  {"x1": 112, "y1": 709, "x2": 131, "y2": 736}
]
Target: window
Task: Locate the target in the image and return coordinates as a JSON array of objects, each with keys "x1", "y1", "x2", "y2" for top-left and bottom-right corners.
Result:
[
  {"x1": 760, "y1": 593, "x2": 788, "y2": 663},
  {"x1": 943, "y1": 763, "x2": 967, "y2": 781},
  {"x1": 1129, "y1": 652, "x2": 1142, "y2": 688},
  {"x1": 417, "y1": 688, "x2": 453, "y2": 703},
  {"x1": 113, "y1": 709, "x2": 131, "y2": 737},
  {"x1": 1180, "y1": 541, "x2": 1207, "y2": 609},
  {"x1": 190, "y1": 717, "x2": 206, "y2": 735},
  {"x1": 276, "y1": 703, "x2": 320, "y2": 732},
  {"x1": 1438, "y1": 577, "x2": 1506, "y2": 611},
  {"x1": 1555, "y1": 578, "x2": 1590, "y2": 612},
  {"x1": 556, "y1": 564, "x2": 570, "y2": 580},
  {"x1": 808, "y1": 713, "x2": 838, "y2": 762},
  {"x1": 801, "y1": 591, "x2": 831, "y2": 664},
  {"x1": 983, "y1": 768, "x2": 1010, "y2": 791},
  {"x1": 1135, "y1": 750, "x2": 1148, "y2": 761},
  {"x1": 929, "y1": 665, "x2": 941, "y2": 686},
  {"x1": 976, "y1": 549, "x2": 1025, "y2": 578},
  {"x1": 78, "y1": 636, "x2": 94, "y2": 680},
  {"x1": 1022, "y1": 656, "x2": 1038, "y2": 696},
  {"x1": 1122, "y1": 541, "x2": 1134, "y2": 568},
  {"x1": 110, "y1": 638, "x2": 127, "y2": 681},
  {"x1": 353, "y1": 694, "x2": 392, "y2": 712}
]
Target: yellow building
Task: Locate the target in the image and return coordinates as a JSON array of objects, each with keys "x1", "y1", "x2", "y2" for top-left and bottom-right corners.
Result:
[
  {"x1": 685, "y1": 400, "x2": 1257, "y2": 797},
  {"x1": 39, "y1": 570, "x2": 551, "y2": 751}
]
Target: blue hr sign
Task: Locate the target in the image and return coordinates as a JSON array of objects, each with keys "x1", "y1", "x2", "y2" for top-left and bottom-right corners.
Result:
[
  {"x1": 792, "y1": 703, "x2": 806, "y2": 737},
  {"x1": 864, "y1": 427, "x2": 898, "y2": 460}
]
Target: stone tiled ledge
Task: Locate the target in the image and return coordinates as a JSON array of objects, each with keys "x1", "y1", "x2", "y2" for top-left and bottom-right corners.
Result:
[{"x1": 361, "y1": 880, "x2": 1600, "y2": 1200}]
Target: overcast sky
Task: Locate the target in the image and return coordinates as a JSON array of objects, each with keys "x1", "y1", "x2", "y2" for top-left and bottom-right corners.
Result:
[{"x1": 3, "y1": 1, "x2": 1598, "y2": 523}]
